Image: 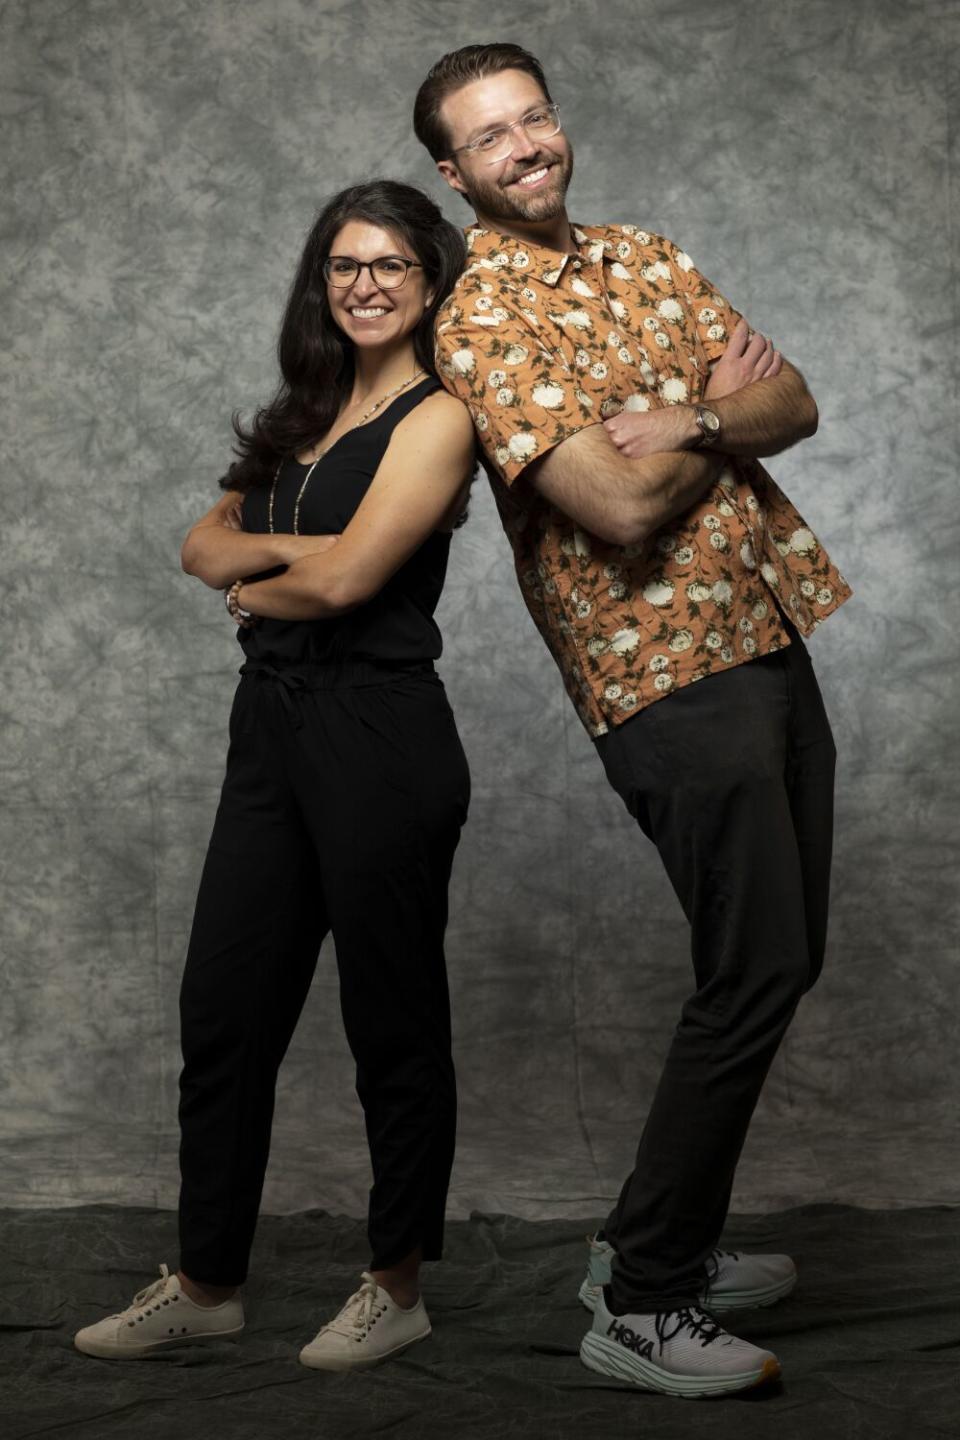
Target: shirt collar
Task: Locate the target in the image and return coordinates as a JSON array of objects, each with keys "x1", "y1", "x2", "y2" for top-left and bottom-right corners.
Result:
[{"x1": 464, "y1": 224, "x2": 611, "y2": 287}]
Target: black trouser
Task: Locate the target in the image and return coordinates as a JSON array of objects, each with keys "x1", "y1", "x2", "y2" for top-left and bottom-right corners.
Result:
[
  {"x1": 177, "y1": 660, "x2": 470, "y2": 1287},
  {"x1": 594, "y1": 635, "x2": 836, "y2": 1312}
]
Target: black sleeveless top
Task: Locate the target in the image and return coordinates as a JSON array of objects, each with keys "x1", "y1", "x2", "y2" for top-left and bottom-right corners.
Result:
[{"x1": 239, "y1": 377, "x2": 450, "y2": 667}]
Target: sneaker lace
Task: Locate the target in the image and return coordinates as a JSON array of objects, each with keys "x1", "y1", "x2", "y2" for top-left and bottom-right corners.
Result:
[
  {"x1": 323, "y1": 1272, "x2": 385, "y2": 1340},
  {"x1": 115, "y1": 1264, "x2": 175, "y2": 1320},
  {"x1": 654, "y1": 1306, "x2": 725, "y2": 1352},
  {"x1": 704, "y1": 1247, "x2": 739, "y2": 1286}
]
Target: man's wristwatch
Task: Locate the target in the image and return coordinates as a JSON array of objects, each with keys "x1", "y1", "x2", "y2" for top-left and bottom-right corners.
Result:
[{"x1": 692, "y1": 404, "x2": 721, "y2": 447}]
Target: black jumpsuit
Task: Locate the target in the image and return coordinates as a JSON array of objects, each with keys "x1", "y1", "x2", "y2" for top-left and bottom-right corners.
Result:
[{"x1": 177, "y1": 378, "x2": 471, "y2": 1286}]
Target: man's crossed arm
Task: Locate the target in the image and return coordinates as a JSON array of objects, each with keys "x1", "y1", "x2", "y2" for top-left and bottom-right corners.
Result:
[{"x1": 529, "y1": 320, "x2": 817, "y2": 546}]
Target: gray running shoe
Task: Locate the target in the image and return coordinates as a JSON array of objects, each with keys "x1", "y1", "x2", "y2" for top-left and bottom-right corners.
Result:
[
  {"x1": 578, "y1": 1234, "x2": 797, "y2": 1314},
  {"x1": 580, "y1": 1287, "x2": 781, "y2": 1398}
]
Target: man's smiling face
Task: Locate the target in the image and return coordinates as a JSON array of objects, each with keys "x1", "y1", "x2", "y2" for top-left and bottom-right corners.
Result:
[{"x1": 436, "y1": 68, "x2": 573, "y2": 229}]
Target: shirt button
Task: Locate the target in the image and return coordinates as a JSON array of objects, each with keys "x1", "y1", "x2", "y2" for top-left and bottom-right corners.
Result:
[{"x1": 572, "y1": 259, "x2": 582, "y2": 270}]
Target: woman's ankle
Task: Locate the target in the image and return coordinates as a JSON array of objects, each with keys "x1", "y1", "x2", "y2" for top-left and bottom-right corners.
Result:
[{"x1": 178, "y1": 1271, "x2": 238, "y2": 1307}]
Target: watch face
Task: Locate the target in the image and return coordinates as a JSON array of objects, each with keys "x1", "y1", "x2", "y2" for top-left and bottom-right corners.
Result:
[{"x1": 701, "y1": 408, "x2": 720, "y2": 434}]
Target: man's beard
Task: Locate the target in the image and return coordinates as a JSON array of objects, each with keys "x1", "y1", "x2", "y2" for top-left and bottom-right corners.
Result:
[{"x1": 463, "y1": 148, "x2": 574, "y2": 226}]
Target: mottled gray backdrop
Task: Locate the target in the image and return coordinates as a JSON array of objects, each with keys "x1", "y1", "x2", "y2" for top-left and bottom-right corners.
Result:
[{"x1": 2, "y1": 0, "x2": 957, "y2": 1225}]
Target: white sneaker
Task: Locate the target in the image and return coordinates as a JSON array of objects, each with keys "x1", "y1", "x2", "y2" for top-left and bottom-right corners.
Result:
[
  {"x1": 299, "y1": 1271, "x2": 431, "y2": 1372},
  {"x1": 74, "y1": 1264, "x2": 244, "y2": 1359},
  {"x1": 578, "y1": 1234, "x2": 797, "y2": 1314},
  {"x1": 581, "y1": 1287, "x2": 781, "y2": 1398}
]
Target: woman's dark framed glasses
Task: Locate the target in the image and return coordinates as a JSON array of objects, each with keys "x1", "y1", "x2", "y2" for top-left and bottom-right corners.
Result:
[{"x1": 323, "y1": 255, "x2": 424, "y2": 290}]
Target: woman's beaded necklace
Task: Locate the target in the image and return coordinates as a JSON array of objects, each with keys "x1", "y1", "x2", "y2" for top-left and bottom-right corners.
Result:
[{"x1": 268, "y1": 368, "x2": 426, "y2": 534}]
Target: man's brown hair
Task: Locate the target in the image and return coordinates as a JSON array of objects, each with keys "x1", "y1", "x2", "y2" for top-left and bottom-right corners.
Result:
[{"x1": 413, "y1": 43, "x2": 552, "y2": 161}]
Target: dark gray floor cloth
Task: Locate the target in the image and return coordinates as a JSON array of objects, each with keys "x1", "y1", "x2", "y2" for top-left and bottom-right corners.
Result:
[{"x1": 2, "y1": 1205, "x2": 957, "y2": 1439}]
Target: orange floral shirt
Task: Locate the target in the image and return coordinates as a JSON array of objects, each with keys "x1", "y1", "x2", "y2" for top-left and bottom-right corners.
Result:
[{"x1": 435, "y1": 224, "x2": 851, "y2": 736}]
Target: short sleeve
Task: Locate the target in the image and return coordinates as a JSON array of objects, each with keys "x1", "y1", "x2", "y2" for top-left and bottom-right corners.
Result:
[
  {"x1": 435, "y1": 298, "x2": 600, "y2": 487},
  {"x1": 661, "y1": 237, "x2": 748, "y2": 364}
]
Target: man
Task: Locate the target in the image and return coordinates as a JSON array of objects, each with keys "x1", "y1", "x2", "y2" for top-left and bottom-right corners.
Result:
[{"x1": 414, "y1": 44, "x2": 850, "y2": 1398}]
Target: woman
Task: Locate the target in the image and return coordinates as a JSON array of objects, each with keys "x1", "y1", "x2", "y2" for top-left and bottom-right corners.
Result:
[{"x1": 75, "y1": 181, "x2": 474, "y2": 1371}]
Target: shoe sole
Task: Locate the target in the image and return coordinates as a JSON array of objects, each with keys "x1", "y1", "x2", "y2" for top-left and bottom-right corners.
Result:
[
  {"x1": 578, "y1": 1273, "x2": 797, "y2": 1315},
  {"x1": 299, "y1": 1324, "x2": 431, "y2": 1372},
  {"x1": 74, "y1": 1323, "x2": 245, "y2": 1360},
  {"x1": 580, "y1": 1330, "x2": 781, "y2": 1398}
]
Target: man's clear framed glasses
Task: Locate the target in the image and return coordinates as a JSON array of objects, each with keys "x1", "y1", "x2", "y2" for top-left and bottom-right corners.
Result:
[
  {"x1": 323, "y1": 256, "x2": 423, "y2": 289},
  {"x1": 453, "y1": 103, "x2": 562, "y2": 165}
]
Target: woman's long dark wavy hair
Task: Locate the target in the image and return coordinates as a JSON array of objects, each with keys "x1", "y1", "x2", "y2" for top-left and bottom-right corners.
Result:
[{"x1": 221, "y1": 180, "x2": 467, "y2": 493}]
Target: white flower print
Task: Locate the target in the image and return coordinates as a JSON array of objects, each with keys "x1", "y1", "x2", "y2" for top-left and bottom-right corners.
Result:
[
  {"x1": 508, "y1": 433, "x2": 538, "y2": 461},
  {"x1": 610, "y1": 262, "x2": 632, "y2": 280},
  {"x1": 703, "y1": 515, "x2": 720, "y2": 531},
  {"x1": 623, "y1": 393, "x2": 651, "y2": 411},
  {"x1": 738, "y1": 617, "x2": 753, "y2": 633},
  {"x1": 761, "y1": 562, "x2": 780, "y2": 587},
  {"x1": 618, "y1": 346, "x2": 634, "y2": 363},
  {"x1": 559, "y1": 309, "x2": 592, "y2": 330},
  {"x1": 521, "y1": 287, "x2": 537, "y2": 303},
  {"x1": 571, "y1": 277, "x2": 596, "y2": 297},
  {"x1": 643, "y1": 578, "x2": 675, "y2": 605},
  {"x1": 669, "y1": 629, "x2": 694, "y2": 652},
  {"x1": 654, "y1": 672, "x2": 674, "y2": 691},
  {"x1": 451, "y1": 348, "x2": 476, "y2": 375},
  {"x1": 686, "y1": 582, "x2": 712, "y2": 602},
  {"x1": 609, "y1": 628, "x2": 641, "y2": 654},
  {"x1": 609, "y1": 298, "x2": 627, "y2": 320},
  {"x1": 816, "y1": 587, "x2": 833, "y2": 605},
  {"x1": 574, "y1": 389, "x2": 594, "y2": 407},
  {"x1": 751, "y1": 599, "x2": 768, "y2": 619},
  {"x1": 475, "y1": 412, "x2": 489, "y2": 431},
  {"x1": 604, "y1": 682, "x2": 623, "y2": 700},
  {"x1": 710, "y1": 531, "x2": 730, "y2": 552},
  {"x1": 649, "y1": 654, "x2": 670, "y2": 672},
  {"x1": 604, "y1": 563, "x2": 623, "y2": 579},
  {"x1": 587, "y1": 637, "x2": 608, "y2": 657},
  {"x1": 608, "y1": 581, "x2": 628, "y2": 600},
  {"x1": 532, "y1": 382, "x2": 566, "y2": 409},
  {"x1": 574, "y1": 598, "x2": 593, "y2": 619},
  {"x1": 720, "y1": 645, "x2": 734, "y2": 662},
  {"x1": 542, "y1": 267, "x2": 562, "y2": 285},
  {"x1": 674, "y1": 546, "x2": 694, "y2": 565},
  {"x1": 616, "y1": 241, "x2": 632, "y2": 259},
  {"x1": 589, "y1": 361, "x2": 608, "y2": 379},
  {"x1": 776, "y1": 539, "x2": 791, "y2": 557},
  {"x1": 742, "y1": 635, "x2": 757, "y2": 654},
  {"x1": 712, "y1": 580, "x2": 733, "y2": 605},
  {"x1": 657, "y1": 298, "x2": 684, "y2": 322},
  {"x1": 654, "y1": 332, "x2": 672, "y2": 349},
  {"x1": 740, "y1": 541, "x2": 757, "y2": 570},
  {"x1": 496, "y1": 387, "x2": 515, "y2": 405},
  {"x1": 673, "y1": 250, "x2": 694, "y2": 271},
  {"x1": 491, "y1": 307, "x2": 509, "y2": 322},
  {"x1": 619, "y1": 692, "x2": 638, "y2": 711},
  {"x1": 635, "y1": 230, "x2": 651, "y2": 245},
  {"x1": 502, "y1": 344, "x2": 529, "y2": 365},
  {"x1": 746, "y1": 494, "x2": 759, "y2": 512},
  {"x1": 475, "y1": 296, "x2": 492, "y2": 311},
  {"x1": 707, "y1": 324, "x2": 726, "y2": 341},
  {"x1": 790, "y1": 527, "x2": 817, "y2": 556},
  {"x1": 600, "y1": 397, "x2": 622, "y2": 418},
  {"x1": 642, "y1": 261, "x2": 671, "y2": 282},
  {"x1": 490, "y1": 251, "x2": 510, "y2": 268},
  {"x1": 511, "y1": 250, "x2": 530, "y2": 268},
  {"x1": 698, "y1": 307, "x2": 718, "y2": 325},
  {"x1": 705, "y1": 630, "x2": 723, "y2": 649},
  {"x1": 660, "y1": 377, "x2": 688, "y2": 404},
  {"x1": 717, "y1": 500, "x2": 734, "y2": 517},
  {"x1": 487, "y1": 369, "x2": 507, "y2": 388},
  {"x1": 495, "y1": 445, "x2": 510, "y2": 467},
  {"x1": 800, "y1": 578, "x2": 816, "y2": 597},
  {"x1": 607, "y1": 330, "x2": 623, "y2": 346},
  {"x1": 574, "y1": 529, "x2": 592, "y2": 558},
  {"x1": 642, "y1": 316, "x2": 659, "y2": 332},
  {"x1": 479, "y1": 281, "x2": 493, "y2": 294},
  {"x1": 575, "y1": 348, "x2": 591, "y2": 368}
]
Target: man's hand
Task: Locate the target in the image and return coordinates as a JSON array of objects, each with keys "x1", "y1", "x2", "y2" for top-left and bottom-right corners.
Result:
[
  {"x1": 603, "y1": 403, "x2": 697, "y2": 460},
  {"x1": 705, "y1": 318, "x2": 782, "y2": 400}
]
